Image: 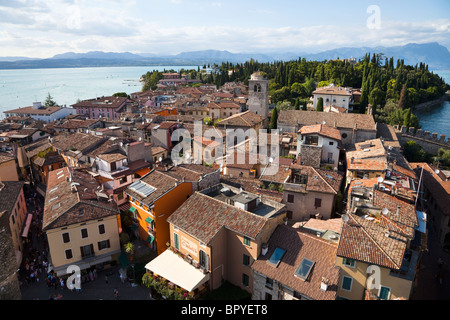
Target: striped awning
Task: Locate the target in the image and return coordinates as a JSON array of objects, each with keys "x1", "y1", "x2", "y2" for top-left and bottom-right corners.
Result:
[{"x1": 21, "y1": 214, "x2": 33, "y2": 238}]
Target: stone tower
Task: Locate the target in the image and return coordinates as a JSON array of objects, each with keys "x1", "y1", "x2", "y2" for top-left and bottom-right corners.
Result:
[{"x1": 248, "y1": 72, "x2": 269, "y2": 119}]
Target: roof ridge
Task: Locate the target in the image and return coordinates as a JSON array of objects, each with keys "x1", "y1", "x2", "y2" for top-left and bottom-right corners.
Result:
[{"x1": 312, "y1": 167, "x2": 337, "y2": 194}]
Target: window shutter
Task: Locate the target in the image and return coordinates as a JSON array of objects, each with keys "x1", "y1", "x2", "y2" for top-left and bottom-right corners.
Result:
[
  {"x1": 107, "y1": 239, "x2": 110, "y2": 248},
  {"x1": 90, "y1": 244, "x2": 94, "y2": 255},
  {"x1": 98, "y1": 242, "x2": 101, "y2": 251},
  {"x1": 80, "y1": 247, "x2": 85, "y2": 258}
]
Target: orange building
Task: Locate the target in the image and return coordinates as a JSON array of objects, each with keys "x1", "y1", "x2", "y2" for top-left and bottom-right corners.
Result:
[{"x1": 125, "y1": 170, "x2": 192, "y2": 254}]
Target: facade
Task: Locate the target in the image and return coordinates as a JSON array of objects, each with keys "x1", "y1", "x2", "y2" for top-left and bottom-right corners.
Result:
[
  {"x1": 125, "y1": 169, "x2": 193, "y2": 255},
  {"x1": 313, "y1": 86, "x2": 353, "y2": 111},
  {"x1": 42, "y1": 168, "x2": 121, "y2": 276},
  {"x1": 252, "y1": 224, "x2": 340, "y2": 300},
  {"x1": 0, "y1": 181, "x2": 27, "y2": 268},
  {"x1": 297, "y1": 124, "x2": 342, "y2": 170},
  {"x1": 261, "y1": 164, "x2": 343, "y2": 221},
  {"x1": 71, "y1": 96, "x2": 130, "y2": 120},
  {"x1": 208, "y1": 102, "x2": 242, "y2": 120},
  {"x1": 158, "y1": 183, "x2": 286, "y2": 296},
  {"x1": 0, "y1": 210, "x2": 22, "y2": 300},
  {"x1": 151, "y1": 122, "x2": 182, "y2": 151},
  {"x1": 248, "y1": 72, "x2": 269, "y2": 119},
  {"x1": 277, "y1": 110, "x2": 377, "y2": 146},
  {"x1": 3, "y1": 102, "x2": 76, "y2": 123}
]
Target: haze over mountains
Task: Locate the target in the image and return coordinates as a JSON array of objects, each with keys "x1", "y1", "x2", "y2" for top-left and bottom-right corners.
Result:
[{"x1": 0, "y1": 42, "x2": 449, "y2": 71}]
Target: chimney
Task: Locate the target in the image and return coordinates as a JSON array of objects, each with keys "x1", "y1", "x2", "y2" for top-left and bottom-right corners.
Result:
[
  {"x1": 396, "y1": 206, "x2": 401, "y2": 216},
  {"x1": 320, "y1": 278, "x2": 329, "y2": 291},
  {"x1": 261, "y1": 243, "x2": 268, "y2": 256}
]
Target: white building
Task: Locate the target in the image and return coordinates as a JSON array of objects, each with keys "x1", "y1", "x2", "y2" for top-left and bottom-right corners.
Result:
[
  {"x1": 312, "y1": 85, "x2": 353, "y2": 112},
  {"x1": 4, "y1": 102, "x2": 76, "y2": 123}
]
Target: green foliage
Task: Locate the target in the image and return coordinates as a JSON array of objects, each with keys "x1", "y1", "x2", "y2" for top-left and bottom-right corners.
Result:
[
  {"x1": 269, "y1": 107, "x2": 278, "y2": 130},
  {"x1": 436, "y1": 148, "x2": 450, "y2": 169},
  {"x1": 113, "y1": 92, "x2": 129, "y2": 98},
  {"x1": 141, "y1": 70, "x2": 164, "y2": 91},
  {"x1": 403, "y1": 140, "x2": 427, "y2": 162},
  {"x1": 317, "y1": 97, "x2": 324, "y2": 112},
  {"x1": 44, "y1": 93, "x2": 57, "y2": 107}
]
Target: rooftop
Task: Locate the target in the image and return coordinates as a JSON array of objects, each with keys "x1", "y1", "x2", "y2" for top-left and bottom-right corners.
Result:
[{"x1": 299, "y1": 124, "x2": 342, "y2": 141}]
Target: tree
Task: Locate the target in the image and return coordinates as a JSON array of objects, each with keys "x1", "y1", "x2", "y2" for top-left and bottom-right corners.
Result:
[
  {"x1": 44, "y1": 93, "x2": 57, "y2": 107},
  {"x1": 398, "y1": 84, "x2": 407, "y2": 109},
  {"x1": 316, "y1": 97, "x2": 324, "y2": 112},
  {"x1": 269, "y1": 107, "x2": 278, "y2": 130},
  {"x1": 403, "y1": 140, "x2": 427, "y2": 162}
]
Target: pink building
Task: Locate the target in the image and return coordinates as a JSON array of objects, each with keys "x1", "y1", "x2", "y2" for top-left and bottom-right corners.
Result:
[{"x1": 71, "y1": 96, "x2": 130, "y2": 119}]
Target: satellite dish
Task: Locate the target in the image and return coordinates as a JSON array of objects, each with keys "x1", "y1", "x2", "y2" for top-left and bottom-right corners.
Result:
[
  {"x1": 342, "y1": 214, "x2": 349, "y2": 223},
  {"x1": 377, "y1": 177, "x2": 384, "y2": 184},
  {"x1": 269, "y1": 157, "x2": 274, "y2": 163},
  {"x1": 435, "y1": 169, "x2": 440, "y2": 175},
  {"x1": 382, "y1": 208, "x2": 389, "y2": 216},
  {"x1": 159, "y1": 157, "x2": 162, "y2": 162}
]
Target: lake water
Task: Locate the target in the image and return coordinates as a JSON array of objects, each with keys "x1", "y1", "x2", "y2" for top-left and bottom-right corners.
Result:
[
  {"x1": 0, "y1": 66, "x2": 197, "y2": 118},
  {"x1": 0, "y1": 66, "x2": 449, "y2": 138}
]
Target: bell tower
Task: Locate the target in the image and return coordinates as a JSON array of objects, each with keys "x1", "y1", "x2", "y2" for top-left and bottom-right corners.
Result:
[{"x1": 248, "y1": 72, "x2": 269, "y2": 119}]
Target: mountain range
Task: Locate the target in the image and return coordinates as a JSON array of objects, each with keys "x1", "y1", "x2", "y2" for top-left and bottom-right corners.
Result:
[{"x1": 0, "y1": 42, "x2": 449, "y2": 71}]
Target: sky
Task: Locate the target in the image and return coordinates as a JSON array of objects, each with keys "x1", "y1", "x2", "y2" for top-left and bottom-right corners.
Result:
[{"x1": 0, "y1": 0, "x2": 449, "y2": 58}]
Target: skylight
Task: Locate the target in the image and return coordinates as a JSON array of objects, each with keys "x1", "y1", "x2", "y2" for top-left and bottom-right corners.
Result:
[
  {"x1": 129, "y1": 181, "x2": 156, "y2": 198},
  {"x1": 294, "y1": 258, "x2": 315, "y2": 281},
  {"x1": 267, "y1": 247, "x2": 286, "y2": 267}
]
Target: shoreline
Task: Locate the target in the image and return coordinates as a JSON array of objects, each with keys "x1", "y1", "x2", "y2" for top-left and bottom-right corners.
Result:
[{"x1": 413, "y1": 91, "x2": 450, "y2": 112}]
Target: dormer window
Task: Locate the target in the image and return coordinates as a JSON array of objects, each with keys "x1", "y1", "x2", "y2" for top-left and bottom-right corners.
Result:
[{"x1": 294, "y1": 258, "x2": 315, "y2": 281}]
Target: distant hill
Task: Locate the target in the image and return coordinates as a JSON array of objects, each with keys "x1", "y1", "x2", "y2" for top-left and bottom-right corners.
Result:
[{"x1": 0, "y1": 43, "x2": 449, "y2": 70}]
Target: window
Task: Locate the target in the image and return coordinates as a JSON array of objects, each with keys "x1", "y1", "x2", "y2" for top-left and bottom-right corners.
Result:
[
  {"x1": 98, "y1": 224, "x2": 105, "y2": 235},
  {"x1": 80, "y1": 244, "x2": 94, "y2": 258},
  {"x1": 268, "y1": 248, "x2": 286, "y2": 267},
  {"x1": 242, "y1": 273, "x2": 249, "y2": 287},
  {"x1": 243, "y1": 254, "x2": 250, "y2": 266},
  {"x1": 305, "y1": 135, "x2": 319, "y2": 146},
  {"x1": 62, "y1": 233, "x2": 70, "y2": 243},
  {"x1": 243, "y1": 236, "x2": 251, "y2": 246},
  {"x1": 265, "y1": 277, "x2": 273, "y2": 289},
  {"x1": 265, "y1": 292, "x2": 272, "y2": 300},
  {"x1": 110, "y1": 162, "x2": 117, "y2": 171},
  {"x1": 81, "y1": 228, "x2": 88, "y2": 239},
  {"x1": 342, "y1": 258, "x2": 356, "y2": 268},
  {"x1": 286, "y1": 211, "x2": 293, "y2": 220},
  {"x1": 341, "y1": 276, "x2": 353, "y2": 291},
  {"x1": 118, "y1": 192, "x2": 124, "y2": 201},
  {"x1": 287, "y1": 194, "x2": 294, "y2": 203},
  {"x1": 119, "y1": 176, "x2": 127, "y2": 184},
  {"x1": 294, "y1": 258, "x2": 315, "y2": 281},
  {"x1": 314, "y1": 198, "x2": 322, "y2": 209},
  {"x1": 65, "y1": 249, "x2": 73, "y2": 260},
  {"x1": 329, "y1": 141, "x2": 334, "y2": 146},
  {"x1": 174, "y1": 233, "x2": 179, "y2": 250},
  {"x1": 98, "y1": 240, "x2": 111, "y2": 251},
  {"x1": 199, "y1": 250, "x2": 209, "y2": 270},
  {"x1": 379, "y1": 286, "x2": 391, "y2": 300}
]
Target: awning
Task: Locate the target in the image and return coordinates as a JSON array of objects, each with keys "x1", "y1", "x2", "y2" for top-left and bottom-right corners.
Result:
[
  {"x1": 21, "y1": 214, "x2": 33, "y2": 238},
  {"x1": 145, "y1": 249, "x2": 209, "y2": 292},
  {"x1": 416, "y1": 210, "x2": 427, "y2": 234},
  {"x1": 135, "y1": 167, "x2": 151, "y2": 177},
  {"x1": 129, "y1": 207, "x2": 136, "y2": 213}
]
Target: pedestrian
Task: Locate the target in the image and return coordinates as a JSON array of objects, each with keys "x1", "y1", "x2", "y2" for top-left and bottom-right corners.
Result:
[
  {"x1": 120, "y1": 272, "x2": 124, "y2": 284},
  {"x1": 60, "y1": 278, "x2": 65, "y2": 290},
  {"x1": 105, "y1": 275, "x2": 108, "y2": 285},
  {"x1": 114, "y1": 288, "x2": 119, "y2": 300}
]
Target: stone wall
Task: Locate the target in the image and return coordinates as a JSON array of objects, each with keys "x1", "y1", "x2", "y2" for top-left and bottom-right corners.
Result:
[
  {"x1": 299, "y1": 145, "x2": 322, "y2": 168},
  {"x1": 0, "y1": 211, "x2": 21, "y2": 300},
  {"x1": 396, "y1": 125, "x2": 450, "y2": 155}
]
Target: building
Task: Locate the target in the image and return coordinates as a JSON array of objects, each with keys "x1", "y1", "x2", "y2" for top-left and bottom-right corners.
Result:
[
  {"x1": 260, "y1": 164, "x2": 343, "y2": 221},
  {"x1": 277, "y1": 110, "x2": 377, "y2": 146},
  {"x1": 0, "y1": 210, "x2": 22, "y2": 300},
  {"x1": 337, "y1": 181, "x2": 422, "y2": 300},
  {"x1": 312, "y1": 85, "x2": 353, "y2": 112},
  {"x1": 53, "y1": 119, "x2": 104, "y2": 134},
  {"x1": 42, "y1": 168, "x2": 121, "y2": 276},
  {"x1": 71, "y1": 96, "x2": 130, "y2": 120},
  {"x1": 216, "y1": 111, "x2": 266, "y2": 133},
  {"x1": 297, "y1": 124, "x2": 342, "y2": 170},
  {"x1": 251, "y1": 224, "x2": 340, "y2": 300},
  {"x1": 411, "y1": 163, "x2": 450, "y2": 251},
  {"x1": 3, "y1": 102, "x2": 76, "y2": 123},
  {"x1": 151, "y1": 122, "x2": 182, "y2": 152},
  {"x1": 148, "y1": 183, "x2": 286, "y2": 297},
  {"x1": 0, "y1": 153, "x2": 19, "y2": 181},
  {"x1": 208, "y1": 102, "x2": 242, "y2": 120},
  {"x1": 125, "y1": 169, "x2": 193, "y2": 255},
  {"x1": 248, "y1": 72, "x2": 269, "y2": 119},
  {"x1": 0, "y1": 181, "x2": 27, "y2": 268}
]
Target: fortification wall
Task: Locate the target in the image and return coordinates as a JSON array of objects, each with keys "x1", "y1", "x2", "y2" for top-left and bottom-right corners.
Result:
[{"x1": 396, "y1": 125, "x2": 450, "y2": 155}]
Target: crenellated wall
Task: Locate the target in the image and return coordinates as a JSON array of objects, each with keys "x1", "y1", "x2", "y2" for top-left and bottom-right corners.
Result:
[{"x1": 395, "y1": 125, "x2": 450, "y2": 155}]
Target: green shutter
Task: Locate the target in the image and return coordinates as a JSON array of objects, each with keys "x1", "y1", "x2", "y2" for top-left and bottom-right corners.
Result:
[
  {"x1": 129, "y1": 207, "x2": 136, "y2": 213},
  {"x1": 145, "y1": 217, "x2": 153, "y2": 224},
  {"x1": 342, "y1": 276, "x2": 352, "y2": 291},
  {"x1": 174, "y1": 233, "x2": 179, "y2": 250}
]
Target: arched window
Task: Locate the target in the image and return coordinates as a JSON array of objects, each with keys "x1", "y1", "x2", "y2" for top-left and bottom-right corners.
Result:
[{"x1": 254, "y1": 84, "x2": 262, "y2": 93}]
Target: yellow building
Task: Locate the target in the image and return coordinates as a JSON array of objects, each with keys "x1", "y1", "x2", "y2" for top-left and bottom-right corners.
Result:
[{"x1": 42, "y1": 167, "x2": 121, "y2": 276}]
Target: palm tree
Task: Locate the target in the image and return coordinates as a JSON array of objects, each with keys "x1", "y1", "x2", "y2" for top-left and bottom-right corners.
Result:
[{"x1": 125, "y1": 242, "x2": 135, "y2": 261}]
